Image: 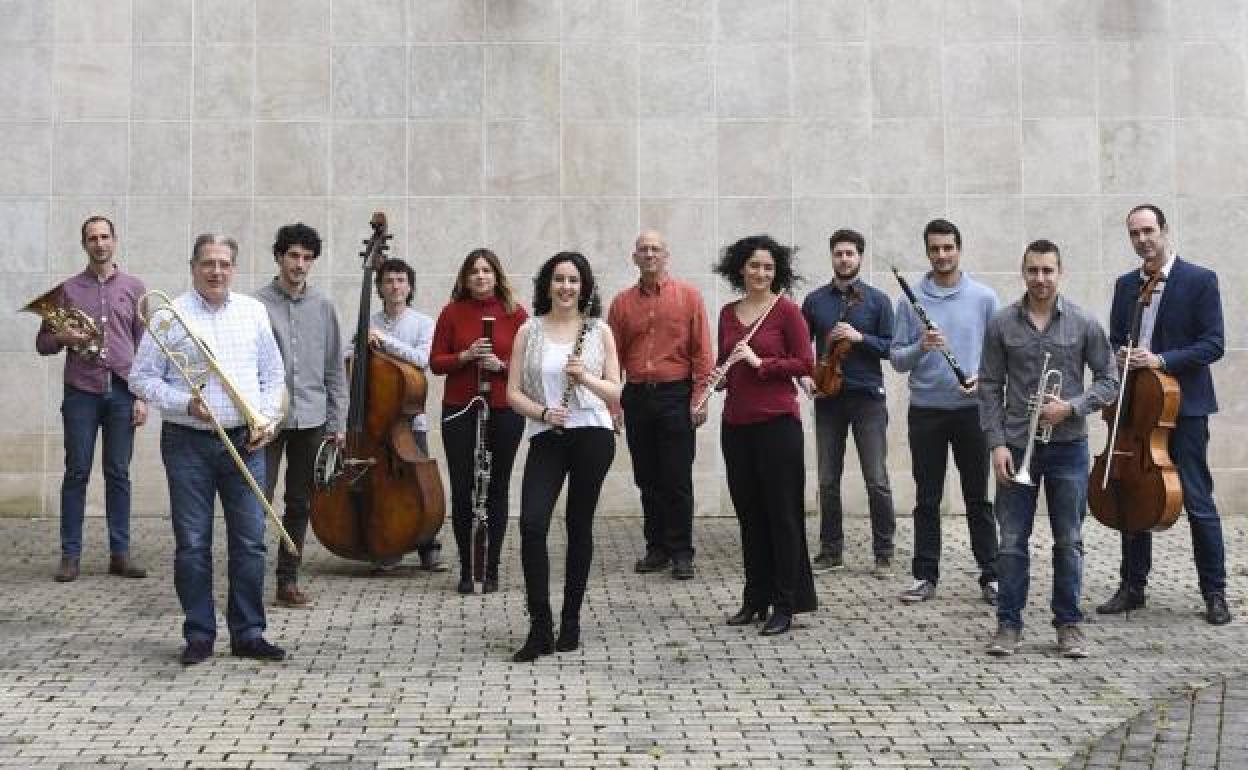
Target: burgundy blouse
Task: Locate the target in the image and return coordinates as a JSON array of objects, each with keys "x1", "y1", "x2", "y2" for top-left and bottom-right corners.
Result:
[{"x1": 716, "y1": 296, "x2": 812, "y2": 426}]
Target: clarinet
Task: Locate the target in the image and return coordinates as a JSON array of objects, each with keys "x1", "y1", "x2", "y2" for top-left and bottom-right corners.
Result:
[
  {"x1": 554, "y1": 289, "x2": 596, "y2": 435},
  {"x1": 890, "y1": 266, "x2": 972, "y2": 389},
  {"x1": 469, "y1": 316, "x2": 495, "y2": 584}
]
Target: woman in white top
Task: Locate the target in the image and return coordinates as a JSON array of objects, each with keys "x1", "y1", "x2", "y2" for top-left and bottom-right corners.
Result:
[{"x1": 505, "y1": 252, "x2": 622, "y2": 662}]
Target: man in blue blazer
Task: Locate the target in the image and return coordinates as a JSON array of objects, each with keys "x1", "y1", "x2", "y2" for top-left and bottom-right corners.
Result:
[{"x1": 1095, "y1": 204, "x2": 1231, "y2": 626}]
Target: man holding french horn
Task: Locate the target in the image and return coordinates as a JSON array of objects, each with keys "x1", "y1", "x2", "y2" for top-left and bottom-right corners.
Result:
[
  {"x1": 130, "y1": 234, "x2": 289, "y2": 666},
  {"x1": 33, "y1": 216, "x2": 149, "y2": 583},
  {"x1": 978, "y1": 240, "x2": 1117, "y2": 659}
]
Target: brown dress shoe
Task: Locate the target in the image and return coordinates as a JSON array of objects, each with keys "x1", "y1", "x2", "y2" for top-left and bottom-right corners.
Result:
[
  {"x1": 54, "y1": 557, "x2": 79, "y2": 583},
  {"x1": 275, "y1": 583, "x2": 311, "y2": 608},
  {"x1": 108, "y1": 554, "x2": 147, "y2": 578}
]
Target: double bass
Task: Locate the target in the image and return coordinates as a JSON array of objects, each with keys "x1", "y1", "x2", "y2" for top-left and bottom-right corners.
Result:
[
  {"x1": 1088, "y1": 271, "x2": 1182, "y2": 533},
  {"x1": 310, "y1": 213, "x2": 446, "y2": 562}
]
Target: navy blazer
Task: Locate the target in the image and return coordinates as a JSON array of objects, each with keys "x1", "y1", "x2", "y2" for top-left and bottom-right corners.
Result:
[{"x1": 1109, "y1": 256, "x2": 1223, "y2": 417}]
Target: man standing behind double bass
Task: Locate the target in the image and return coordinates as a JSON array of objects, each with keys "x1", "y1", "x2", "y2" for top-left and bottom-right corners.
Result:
[
  {"x1": 255, "y1": 223, "x2": 348, "y2": 609},
  {"x1": 1095, "y1": 204, "x2": 1232, "y2": 626}
]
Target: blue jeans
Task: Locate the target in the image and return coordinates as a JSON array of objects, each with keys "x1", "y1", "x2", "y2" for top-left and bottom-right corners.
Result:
[
  {"x1": 162, "y1": 422, "x2": 268, "y2": 644},
  {"x1": 60, "y1": 377, "x2": 136, "y2": 557},
  {"x1": 1118, "y1": 416, "x2": 1226, "y2": 599},
  {"x1": 815, "y1": 392, "x2": 895, "y2": 559},
  {"x1": 995, "y1": 439, "x2": 1088, "y2": 630}
]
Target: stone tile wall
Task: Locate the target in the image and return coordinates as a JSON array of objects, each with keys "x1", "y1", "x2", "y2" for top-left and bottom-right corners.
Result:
[{"x1": 4, "y1": 0, "x2": 1247, "y2": 517}]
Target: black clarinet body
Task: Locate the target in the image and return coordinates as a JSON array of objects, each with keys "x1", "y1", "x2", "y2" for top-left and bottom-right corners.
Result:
[
  {"x1": 890, "y1": 266, "x2": 971, "y2": 389},
  {"x1": 469, "y1": 316, "x2": 494, "y2": 582}
]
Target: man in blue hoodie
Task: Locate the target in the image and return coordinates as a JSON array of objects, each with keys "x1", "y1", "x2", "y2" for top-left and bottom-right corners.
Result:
[{"x1": 890, "y1": 219, "x2": 1000, "y2": 605}]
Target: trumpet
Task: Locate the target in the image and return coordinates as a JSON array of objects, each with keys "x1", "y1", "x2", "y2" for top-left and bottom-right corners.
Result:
[
  {"x1": 1013, "y1": 352, "x2": 1063, "y2": 486},
  {"x1": 139, "y1": 290, "x2": 298, "y2": 555},
  {"x1": 22, "y1": 284, "x2": 106, "y2": 360}
]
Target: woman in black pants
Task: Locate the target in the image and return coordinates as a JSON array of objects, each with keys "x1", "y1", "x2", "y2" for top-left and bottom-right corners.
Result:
[
  {"x1": 431, "y1": 249, "x2": 528, "y2": 593},
  {"x1": 713, "y1": 235, "x2": 817, "y2": 635},
  {"x1": 505, "y1": 252, "x2": 622, "y2": 662}
]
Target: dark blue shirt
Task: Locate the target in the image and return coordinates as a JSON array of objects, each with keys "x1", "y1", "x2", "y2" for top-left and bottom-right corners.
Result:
[{"x1": 801, "y1": 279, "x2": 894, "y2": 399}]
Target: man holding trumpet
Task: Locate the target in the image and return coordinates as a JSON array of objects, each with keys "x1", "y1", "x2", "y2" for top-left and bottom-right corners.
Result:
[
  {"x1": 130, "y1": 234, "x2": 289, "y2": 666},
  {"x1": 978, "y1": 240, "x2": 1117, "y2": 659}
]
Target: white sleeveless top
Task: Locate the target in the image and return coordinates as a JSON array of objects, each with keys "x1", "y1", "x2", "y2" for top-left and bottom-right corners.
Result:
[{"x1": 524, "y1": 324, "x2": 613, "y2": 435}]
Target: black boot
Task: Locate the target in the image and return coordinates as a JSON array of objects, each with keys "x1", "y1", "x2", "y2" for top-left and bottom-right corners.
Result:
[
  {"x1": 726, "y1": 605, "x2": 767, "y2": 626},
  {"x1": 1096, "y1": 584, "x2": 1146, "y2": 614},
  {"x1": 512, "y1": 620, "x2": 554, "y2": 662},
  {"x1": 482, "y1": 566, "x2": 499, "y2": 594}
]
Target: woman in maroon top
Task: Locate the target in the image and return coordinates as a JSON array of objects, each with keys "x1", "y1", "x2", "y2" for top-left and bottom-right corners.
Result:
[
  {"x1": 713, "y1": 234, "x2": 817, "y2": 635},
  {"x1": 431, "y1": 249, "x2": 529, "y2": 594}
]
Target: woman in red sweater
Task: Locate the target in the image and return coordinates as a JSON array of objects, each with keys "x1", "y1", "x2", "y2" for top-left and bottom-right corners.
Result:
[
  {"x1": 713, "y1": 234, "x2": 817, "y2": 636},
  {"x1": 431, "y1": 249, "x2": 529, "y2": 594}
]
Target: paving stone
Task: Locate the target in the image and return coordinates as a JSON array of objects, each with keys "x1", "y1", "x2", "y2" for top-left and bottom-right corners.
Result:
[{"x1": 0, "y1": 514, "x2": 1244, "y2": 769}]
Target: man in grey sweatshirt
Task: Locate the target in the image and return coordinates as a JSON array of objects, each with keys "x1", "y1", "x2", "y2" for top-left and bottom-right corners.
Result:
[{"x1": 889, "y1": 219, "x2": 1000, "y2": 605}]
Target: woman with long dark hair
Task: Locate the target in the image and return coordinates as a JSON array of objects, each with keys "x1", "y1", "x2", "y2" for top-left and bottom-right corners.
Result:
[
  {"x1": 505, "y1": 252, "x2": 622, "y2": 662},
  {"x1": 431, "y1": 249, "x2": 528, "y2": 594},
  {"x1": 713, "y1": 234, "x2": 817, "y2": 636}
]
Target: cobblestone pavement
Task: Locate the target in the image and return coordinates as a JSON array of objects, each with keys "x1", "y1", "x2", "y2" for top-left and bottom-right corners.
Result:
[
  {"x1": 1, "y1": 512, "x2": 1244, "y2": 769},
  {"x1": 1065, "y1": 674, "x2": 1248, "y2": 770}
]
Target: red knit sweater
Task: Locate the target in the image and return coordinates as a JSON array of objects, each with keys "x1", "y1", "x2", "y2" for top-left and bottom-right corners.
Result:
[{"x1": 430, "y1": 297, "x2": 528, "y2": 408}]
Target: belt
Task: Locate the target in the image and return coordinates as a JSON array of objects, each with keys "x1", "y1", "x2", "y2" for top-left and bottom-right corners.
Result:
[
  {"x1": 164, "y1": 421, "x2": 249, "y2": 437},
  {"x1": 625, "y1": 379, "x2": 691, "y2": 390}
]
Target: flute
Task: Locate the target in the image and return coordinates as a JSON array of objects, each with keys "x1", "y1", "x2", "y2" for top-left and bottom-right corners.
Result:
[
  {"x1": 890, "y1": 266, "x2": 972, "y2": 389},
  {"x1": 692, "y1": 292, "x2": 783, "y2": 414}
]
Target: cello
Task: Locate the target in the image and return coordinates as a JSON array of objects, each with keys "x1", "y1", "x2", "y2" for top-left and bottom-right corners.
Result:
[
  {"x1": 310, "y1": 212, "x2": 446, "y2": 562},
  {"x1": 1087, "y1": 271, "x2": 1183, "y2": 533}
]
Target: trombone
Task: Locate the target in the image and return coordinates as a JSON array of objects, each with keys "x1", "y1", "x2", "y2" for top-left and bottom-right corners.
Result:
[
  {"x1": 1013, "y1": 352, "x2": 1063, "y2": 486},
  {"x1": 139, "y1": 290, "x2": 299, "y2": 555}
]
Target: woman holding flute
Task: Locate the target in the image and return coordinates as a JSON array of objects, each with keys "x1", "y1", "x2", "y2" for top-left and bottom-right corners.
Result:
[{"x1": 711, "y1": 235, "x2": 817, "y2": 636}]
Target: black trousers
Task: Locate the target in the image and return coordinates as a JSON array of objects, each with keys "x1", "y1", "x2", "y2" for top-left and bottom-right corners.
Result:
[
  {"x1": 721, "y1": 416, "x2": 817, "y2": 616},
  {"x1": 441, "y1": 403, "x2": 524, "y2": 578},
  {"x1": 518, "y1": 427, "x2": 615, "y2": 625},
  {"x1": 907, "y1": 405, "x2": 998, "y2": 586},
  {"x1": 621, "y1": 381, "x2": 696, "y2": 559},
  {"x1": 265, "y1": 426, "x2": 323, "y2": 588}
]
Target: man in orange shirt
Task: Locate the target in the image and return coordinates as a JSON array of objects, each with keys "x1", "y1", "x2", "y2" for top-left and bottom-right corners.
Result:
[{"x1": 607, "y1": 230, "x2": 713, "y2": 579}]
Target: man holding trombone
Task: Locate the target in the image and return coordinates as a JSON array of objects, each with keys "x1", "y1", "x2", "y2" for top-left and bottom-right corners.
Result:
[
  {"x1": 978, "y1": 240, "x2": 1117, "y2": 659},
  {"x1": 130, "y1": 234, "x2": 289, "y2": 665}
]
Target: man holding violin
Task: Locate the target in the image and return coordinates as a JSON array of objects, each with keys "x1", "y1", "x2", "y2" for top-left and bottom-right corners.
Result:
[
  {"x1": 800, "y1": 229, "x2": 896, "y2": 576},
  {"x1": 1095, "y1": 204, "x2": 1231, "y2": 627}
]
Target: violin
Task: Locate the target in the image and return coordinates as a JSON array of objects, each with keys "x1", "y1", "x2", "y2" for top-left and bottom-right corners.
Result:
[
  {"x1": 1087, "y1": 271, "x2": 1182, "y2": 533},
  {"x1": 812, "y1": 283, "x2": 862, "y2": 398},
  {"x1": 309, "y1": 213, "x2": 446, "y2": 562}
]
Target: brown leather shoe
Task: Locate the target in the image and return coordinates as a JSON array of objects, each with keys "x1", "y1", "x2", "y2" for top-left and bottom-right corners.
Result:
[
  {"x1": 275, "y1": 583, "x2": 311, "y2": 608},
  {"x1": 108, "y1": 554, "x2": 147, "y2": 578},
  {"x1": 54, "y1": 557, "x2": 79, "y2": 583}
]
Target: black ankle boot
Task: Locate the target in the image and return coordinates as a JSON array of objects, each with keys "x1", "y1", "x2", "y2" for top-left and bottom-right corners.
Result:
[
  {"x1": 456, "y1": 572, "x2": 474, "y2": 594},
  {"x1": 1096, "y1": 584, "x2": 1145, "y2": 614},
  {"x1": 512, "y1": 622, "x2": 554, "y2": 662},
  {"x1": 726, "y1": 605, "x2": 767, "y2": 626},
  {"x1": 760, "y1": 612, "x2": 792, "y2": 636},
  {"x1": 555, "y1": 619, "x2": 580, "y2": 652}
]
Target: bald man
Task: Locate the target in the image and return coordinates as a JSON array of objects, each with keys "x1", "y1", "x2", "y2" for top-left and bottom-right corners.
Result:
[{"x1": 607, "y1": 231, "x2": 713, "y2": 580}]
